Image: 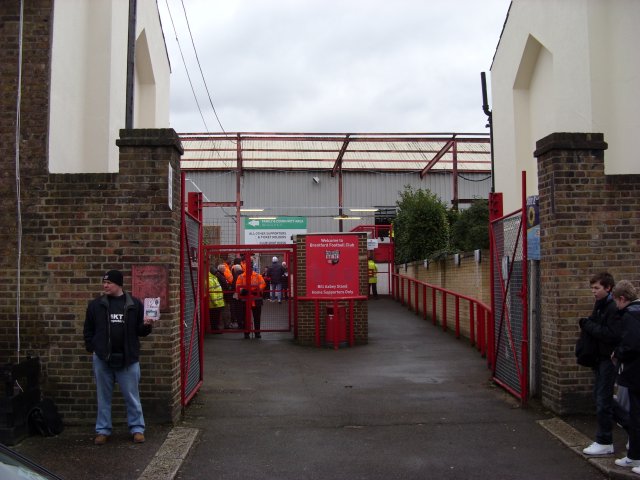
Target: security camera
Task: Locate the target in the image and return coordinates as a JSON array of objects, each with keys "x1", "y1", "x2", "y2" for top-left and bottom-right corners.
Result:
[{"x1": 312, "y1": 176, "x2": 320, "y2": 184}]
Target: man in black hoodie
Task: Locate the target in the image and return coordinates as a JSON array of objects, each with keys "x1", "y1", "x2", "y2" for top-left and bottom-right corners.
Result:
[
  {"x1": 579, "y1": 272, "x2": 621, "y2": 456},
  {"x1": 83, "y1": 270, "x2": 153, "y2": 446}
]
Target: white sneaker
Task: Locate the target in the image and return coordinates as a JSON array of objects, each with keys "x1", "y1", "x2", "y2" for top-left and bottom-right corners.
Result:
[
  {"x1": 631, "y1": 466, "x2": 640, "y2": 475},
  {"x1": 583, "y1": 442, "x2": 614, "y2": 455},
  {"x1": 615, "y1": 456, "x2": 640, "y2": 467}
]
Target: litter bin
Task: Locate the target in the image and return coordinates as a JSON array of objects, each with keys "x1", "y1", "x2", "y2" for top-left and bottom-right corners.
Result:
[{"x1": 324, "y1": 305, "x2": 348, "y2": 349}]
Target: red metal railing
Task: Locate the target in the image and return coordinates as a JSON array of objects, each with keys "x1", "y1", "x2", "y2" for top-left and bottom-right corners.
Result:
[
  {"x1": 391, "y1": 273, "x2": 493, "y2": 367},
  {"x1": 296, "y1": 296, "x2": 368, "y2": 349}
]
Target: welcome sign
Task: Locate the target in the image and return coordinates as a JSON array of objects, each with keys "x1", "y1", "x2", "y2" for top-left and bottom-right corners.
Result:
[{"x1": 305, "y1": 233, "x2": 360, "y2": 297}]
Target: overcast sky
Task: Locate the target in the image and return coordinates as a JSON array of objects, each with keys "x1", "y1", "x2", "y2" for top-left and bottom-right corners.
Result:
[{"x1": 157, "y1": 0, "x2": 511, "y2": 134}]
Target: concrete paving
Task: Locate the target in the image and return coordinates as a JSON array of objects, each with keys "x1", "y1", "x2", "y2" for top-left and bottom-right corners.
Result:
[{"x1": 12, "y1": 298, "x2": 635, "y2": 479}]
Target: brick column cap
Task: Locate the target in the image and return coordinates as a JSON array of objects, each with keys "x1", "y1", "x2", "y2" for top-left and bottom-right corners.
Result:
[
  {"x1": 534, "y1": 132, "x2": 607, "y2": 158},
  {"x1": 116, "y1": 128, "x2": 184, "y2": 154}
]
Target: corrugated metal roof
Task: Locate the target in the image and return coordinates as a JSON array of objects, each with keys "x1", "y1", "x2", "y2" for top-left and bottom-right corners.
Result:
[{"x1": 179, "y1": 132, "x2": 491, "y2": 172}]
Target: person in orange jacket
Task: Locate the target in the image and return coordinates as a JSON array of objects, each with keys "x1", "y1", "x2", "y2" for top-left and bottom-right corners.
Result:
[
  {"x1": 222, "y1": 261, "x2": 233, "y2": 284},
  {"x1": 235, "y1": 264, "x2": 266, "y2": 339}
]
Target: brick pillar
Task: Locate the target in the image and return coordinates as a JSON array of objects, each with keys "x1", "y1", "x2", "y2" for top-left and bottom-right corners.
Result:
[
  {"x1": 534, "y1": 132, "x2": 640, "y2": 414},
  {"x1": 295, "y1": 234, "x2": 369, "y2": 346},
  {"x1": 114, "y1": 129, "x2": 183, "y2": 424}
]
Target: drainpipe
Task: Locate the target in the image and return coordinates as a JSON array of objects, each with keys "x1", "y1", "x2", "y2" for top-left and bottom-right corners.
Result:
[
  {"x1": 15, "y1": 0, "x2": 25, "y2": 362},
  {"x1": 481, "y1": 72, "x2": 494, "y2": 193},
  {"x1": 125, "y1": 0, "x2": 137, "y2": 129}
]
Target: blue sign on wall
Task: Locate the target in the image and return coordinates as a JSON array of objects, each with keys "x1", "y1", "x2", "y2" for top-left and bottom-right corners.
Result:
[{"x1": 526, "y1": 195, "x2": 540, "y2": 260}]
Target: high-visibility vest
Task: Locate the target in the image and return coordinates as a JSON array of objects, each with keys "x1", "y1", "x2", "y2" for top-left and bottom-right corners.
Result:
[
  {"x1": 208, "y1": 272, "x2": 225, "y2": 308},
  {"x1": 222, "y1": 263, "x2": 233, "y2": 284},
  {"x1": 368, "y1": 260, "x2": 378, "y2": 284},
  {"x1": 236, "y1": 271, "x2": 266, "y2": 307}
]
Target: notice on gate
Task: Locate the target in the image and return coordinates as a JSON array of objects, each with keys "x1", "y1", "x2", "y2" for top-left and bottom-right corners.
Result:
[
  {"x1": 306, "y1": 234, "x2": 359, "y2": 297},
  {"x1": 244, "y1": 217, "x2": 307, "y2": 244}
]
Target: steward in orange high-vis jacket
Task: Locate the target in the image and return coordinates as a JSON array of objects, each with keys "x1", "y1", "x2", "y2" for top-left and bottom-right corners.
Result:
[{"x1": 235, "y1": 266, "x2": 266, "y2": 339}]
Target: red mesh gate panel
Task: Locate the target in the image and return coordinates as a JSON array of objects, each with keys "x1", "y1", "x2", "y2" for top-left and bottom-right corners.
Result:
[
  {"x1": 181, "y1": 206, "x2": 204, "y2": 406},
  {"x1": 489, "y1": 174, "x2": 529, "y2": 403}
]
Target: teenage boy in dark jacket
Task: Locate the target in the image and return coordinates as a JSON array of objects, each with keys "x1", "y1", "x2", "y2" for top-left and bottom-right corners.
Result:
[
  {"x1": 579, "y1": 272, "x2": 621, "y2": 456},
  {"x1": 83, "y1": 270, "x2": 153, "y2": 446},
  {"x1": 612, "y1": 281, "x2": 640, "y2": 470}
]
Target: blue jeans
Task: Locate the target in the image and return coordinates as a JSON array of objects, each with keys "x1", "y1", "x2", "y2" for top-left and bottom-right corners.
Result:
[
  {"x1": 270, "y1": 282, "x2": 282, "y2": 301},
  {"x1": 93, "y1": 354, "x2": 145, "y2": 435},
  {"x1": 594, "y1": 358, "x2": 616, "y2": 444}
]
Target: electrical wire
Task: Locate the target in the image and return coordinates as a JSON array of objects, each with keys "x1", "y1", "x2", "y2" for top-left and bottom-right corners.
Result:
[
  {"x1": 179, "y1": 0, "x2": 230, "y2": 138},
  {"x1": 163, "y1": 0, "x2": 210, "y2": 131},
  {"x1": 458, "y1": 173, "x2": 492, "y2": 182}
]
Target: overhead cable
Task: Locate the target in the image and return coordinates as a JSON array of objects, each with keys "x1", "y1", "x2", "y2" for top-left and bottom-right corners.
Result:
[
  {"x1": 164, "y1": 0, "x2": 210, "y2": 131},
  {"x1": 178, "y1": 0, "x2": 233, "y2": 141},
  {"x1": 458, "y1": 173, "x2": 492, "y2": 182}
]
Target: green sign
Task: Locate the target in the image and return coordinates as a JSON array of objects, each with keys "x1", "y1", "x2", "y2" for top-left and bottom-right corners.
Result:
[{"x1": 244, "y1": 217, "x2": 307, "y2": 244}]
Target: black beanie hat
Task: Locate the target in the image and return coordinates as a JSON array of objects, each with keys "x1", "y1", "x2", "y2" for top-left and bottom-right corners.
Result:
[{"x1": 103, "y1": 270, "x2": 124, "y2": 287}]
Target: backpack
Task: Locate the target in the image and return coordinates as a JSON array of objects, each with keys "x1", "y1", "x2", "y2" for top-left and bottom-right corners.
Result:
[
  {"x1": 28, "y1": 398, "x2": 64, "y2": 437},
  {"x1": 575, "y1": 329, "x2": 599, "y2": 368}
]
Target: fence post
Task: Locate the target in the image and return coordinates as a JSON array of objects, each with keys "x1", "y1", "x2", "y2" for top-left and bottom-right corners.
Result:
[
  {"x1": 431, "y1": 288, "x2": 437, "y2": 325},
  {"x1": 422, "y1": 284, "x2": 427, "y2": 321},
  {"x1": 441, "y1": 292, "x2": 447, "y2": 332},
  {"x1": 469, "y1": 301, "x2": 475, "y2": 346},
  {"x1": 455, "y1": 296, "x2": 460, "y2": 338},
  {"x1": 314, "y1": 301, "x2": 320, "y2": 348}
]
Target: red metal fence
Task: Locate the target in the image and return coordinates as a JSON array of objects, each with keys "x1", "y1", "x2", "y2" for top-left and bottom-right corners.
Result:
[
  {"x1": 488, "y1": 172, "x2": 528, "y2": 403},
  {"x1": 391, "y1": 274, "x2": 493, "y2": 366},
  {"x1": 180, "y1": 191, "x2": 204, "y2": 406}
]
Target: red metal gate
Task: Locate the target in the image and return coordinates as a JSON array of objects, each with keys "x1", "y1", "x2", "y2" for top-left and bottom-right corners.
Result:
[
  {"x1": 202, "y1": 245, "x2": 296, "y2": 337},
  {"x1": 181, "y1": 191, "x2": 204, "y2": 406},
  {"x1": 489, "y1": 172, "x2": 529, "y2": 403}
]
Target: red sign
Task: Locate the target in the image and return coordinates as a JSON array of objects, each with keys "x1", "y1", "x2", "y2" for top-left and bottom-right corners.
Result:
[
  {"x1": 132, "y1": 265, "x2": 169, "y2": 312},
  {"x1": 305, "y1": 234, "x2": 359, "y2": 297}
]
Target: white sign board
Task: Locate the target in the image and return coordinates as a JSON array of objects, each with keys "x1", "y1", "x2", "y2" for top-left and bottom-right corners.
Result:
[
  {"x1": 244, "y1": 217, "x2": 307, "y2": 244},
  {"x1": 367, "y1": 239, "x2": 379, "y2": 250}
]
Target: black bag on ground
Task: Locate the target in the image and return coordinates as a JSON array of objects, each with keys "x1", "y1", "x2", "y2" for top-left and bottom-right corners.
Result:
[
  {"x1": 28, "y1": 398, "x2": 64, "y2": 437},
  {"x1": 575, "y1": 328, "x2": 599, "y2": 367}
]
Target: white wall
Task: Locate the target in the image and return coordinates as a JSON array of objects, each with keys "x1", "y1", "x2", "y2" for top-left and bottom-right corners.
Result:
[
  {"x1": 491, "y1": 0, "x2": 640, "y2": 211},
  {"x1": 134, "y1": 2, "x2": 171, "y2": 128},
  {"x1": 49, "y1": 0, "x2": 170, "y2": 173}
]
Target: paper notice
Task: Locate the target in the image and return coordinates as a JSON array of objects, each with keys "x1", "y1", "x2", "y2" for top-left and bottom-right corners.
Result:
[{"x1": 144, "y1": 297, "x2": 161, "y2": 321}]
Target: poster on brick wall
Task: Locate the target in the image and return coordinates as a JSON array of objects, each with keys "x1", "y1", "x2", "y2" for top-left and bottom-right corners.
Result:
[
  {"x1": 305, "y1": 234, "x2": 359, "y2": 297},
  {"x1": 132, "y1": 265, "x2": 169, "y2": 312}
]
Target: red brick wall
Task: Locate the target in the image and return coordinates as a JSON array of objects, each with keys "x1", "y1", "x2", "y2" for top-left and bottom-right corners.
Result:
[
  {"x1": 1, "y1": 1, "x2": 184, "y2": 425},
  {"x1": 295, "y1": 233, "x2": 368, "y2": 346},
  {"x1": 535, "y1": 132, "x2": 640, "y2": 414}
]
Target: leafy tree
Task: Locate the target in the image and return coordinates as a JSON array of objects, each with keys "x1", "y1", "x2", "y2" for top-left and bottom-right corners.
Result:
[
  {"x1": 450, "y1": 199, "x2": 489, "y2": 251},
  {"x1": 393, "y1": 186, "x2": 449, "y2": 264}
]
